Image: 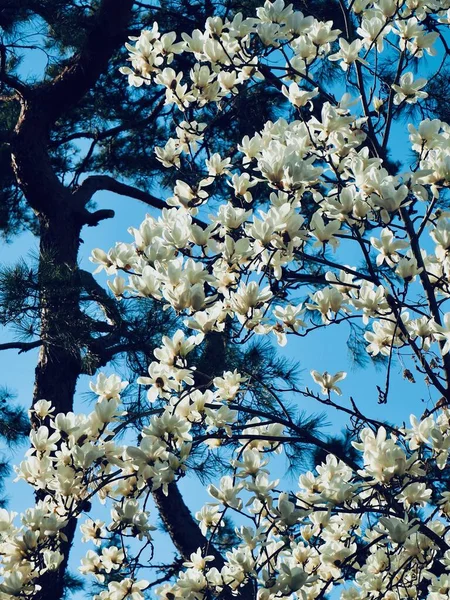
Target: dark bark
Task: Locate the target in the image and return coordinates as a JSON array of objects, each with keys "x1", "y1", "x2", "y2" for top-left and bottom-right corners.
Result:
[
  {"x1": 4, "y1": 2, "x2": 247, "y2": 598},
  {"x1": 32, "y1": 216, "x2": 82, "y2": 412},
  {"x1": 10, "y1": 107, "x2": 86, "y2": 600},
  {"x1": 4, "y1": 2, "x2": 134, "y2": 598},
  {"x1": 153, "y1": 484, "x2": 225, "y2": 568}
]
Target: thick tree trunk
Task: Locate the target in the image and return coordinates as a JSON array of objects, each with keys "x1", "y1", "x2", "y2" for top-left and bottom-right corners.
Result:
[
  {"x1": 153, "y1": 484, "x2": 224, "y2": 567},
  {"x1": 32, "y1": 216, "x2": 82, "y2": 412},
  {"x1": 10, "y1": 95, "x2": 84, "y2": 413},
  {"x1": 11, "y1": 107, "x2": 83, "y2": 598}
]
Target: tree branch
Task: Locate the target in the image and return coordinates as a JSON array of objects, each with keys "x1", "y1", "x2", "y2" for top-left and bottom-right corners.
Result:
[
  {"x1": 36, "y1": 0, "x2": 134, "y2": 125},
  {"x1": 73, "y1": 175, "x2": 169, "y2": 212},
  {"x1": 0, "y1": 340, "x2": 42, "y2": 353},
  {"x1": 72, "y1": 175, "x2": 210, "y2": 228},
  {"x1": 0, "y1": 43, "x2": 29, "y2": 97},
  {"x1": 50, "y1": 93, "x2": 166, "y2": 148},
  {"x1": 78, "y1": 269, "x2": 122, "y2": 326}
]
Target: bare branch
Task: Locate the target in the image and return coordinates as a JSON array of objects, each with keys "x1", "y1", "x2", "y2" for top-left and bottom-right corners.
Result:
[
  {"x1": 72, "y1": 174, "x2": 167, "y2": 211},
  {"x1": 0, "y1": 340, "x2": 42, "y2": 353}
]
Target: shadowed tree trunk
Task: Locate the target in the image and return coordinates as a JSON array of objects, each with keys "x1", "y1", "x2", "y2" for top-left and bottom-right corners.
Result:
[{"x1": 7, "y1": 3, "x2": 133, "y2": 597}]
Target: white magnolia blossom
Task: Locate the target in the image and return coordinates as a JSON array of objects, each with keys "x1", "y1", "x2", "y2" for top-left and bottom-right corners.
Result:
[{"x1": 4, "y1": 0, "x2": 450, "y2": 599}]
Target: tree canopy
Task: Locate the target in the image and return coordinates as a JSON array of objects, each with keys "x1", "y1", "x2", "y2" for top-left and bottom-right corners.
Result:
[{"x1": 2, "y1": 0, "x2": 450, "y2": 600}]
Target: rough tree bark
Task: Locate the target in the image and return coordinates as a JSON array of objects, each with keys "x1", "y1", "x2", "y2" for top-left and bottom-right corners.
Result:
[{"x1": 7, "y1": 2, "x2": 134, "y2": 597}]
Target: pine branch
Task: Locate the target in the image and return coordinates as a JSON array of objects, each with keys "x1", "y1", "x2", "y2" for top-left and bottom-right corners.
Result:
[
  {"x1": 49, "y1": 92, "x2": 165, "y2": 148},
  {"x1": 0, "y1": 43, "x2": 29, "y2": 97},
  {"x1": 78, "y1": 270, "x2": 122, "y2": 326},
  {"x1": 0, "y1": 340, "x2": 42, "y2": 353},
  {"x1": 72, "y1": 175, "x2": 209, "y2": 228},
  {"x1": 72, "y1": 175, "x2": 168, "y2": 211},
  {"x1": 38, "y1": 0, "x2": 134, "y2": 125}
]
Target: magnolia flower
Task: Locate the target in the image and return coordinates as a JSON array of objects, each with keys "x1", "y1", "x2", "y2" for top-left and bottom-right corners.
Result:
[
  {"x1": 364, "y1": 315, "x2": 408, "y2": 356},
  {"x1": 167, "y1": 179, "x2": 209, "y2": 211},
  {"x1": 272, "y1": 304, "x2": 305, "y2": 345},
  {"x1": 396, "y1": 482, "x2": 432, "y2": 508},
  {"x1": 29, "y1": 399, "x2": 55, "y2": 420},
  {"x1": 195, "y1": 504, "x2": 223, "y2": 535},
  {"x1": 213, "y1": 369, "x2": 247, "y2": 401},
  {"x1": 370, "y1": 228, "x2": 409, "y2": 267},
  {"x1": 229, "y1": 282, "x2": 273, "y2": 316},
  {"x1": 154, "y1": 330, "x2": 203, "y2": 366},
  {"x1": 310, "y1": 370, "x2": 347, "y2": 395},
  {"x1": 309, "y1": 213, "x2": 341, "y2": 249},
  {"x1": 306, "y1": 287, "x2": 348, "y2": 321},
  {"x1": 328, "y1": 38, "x2": 368, "y2": 71},
  {"x1": 208, "y1": 476, "x2": 243, "y2": 509},
  {"x1": 80, "y1": 519, "x2": 106, "y2": 546},
  {"x1": 395, "y1": 252, "x2": 423, "y2": 281},
  {"x1": 183, "y1": 549, "x2": 215, "y2": 570},
  {"x1": 282, "y1": 82, "x2": 318, "y2": 108},
  {"x1": 205, "y1": 153, "x2": 232, "y2": 176},
  {"x1": 137, "y1": 362, "x2": 177, "y2": 402},
  {"x1": 43, "y1": 550, "x2": 63, "y2": 571},
  {"x1": 106, "y1": 579, "x2": 149, "y2": 600},
  {"x1": 228, "y1": 173, "x2": 259, "y2": 203},
  {"x1": 350, "y1": 282, "x2": 390, "y2": 324},
  {"x1": 392, "y1": 72, "x2": 428, "y2": 105},
  {"x1": 377, "y1": 516, "x2": 420, "y2": 544},
  {"x1": 357, "y1": 16, "x2": 389, "y2": 51},
  {"x1": 90, "y1": 373, "x2": 128, "y2": 400},
  {"x1": 233, "y1": 448, "x2": 269, "y2": 478},
  {"x1": 28, "y1": 426, "x2": 60, "y2": 454},
  {"x1": 101, "y1": 546, "x2": 125, "y2": 573},
  {"x1": 155, "y1": 138, "x2": 182, "y2": 168},
  {"x1": 373, "y1": 96, "x2": 384, "y2": 112},
  {"x1": 432, "y1": 313, "x2": 450, "y2": 355},
  {"x1": 256, "y1": 0, "x2": 294, "y2": 24}
]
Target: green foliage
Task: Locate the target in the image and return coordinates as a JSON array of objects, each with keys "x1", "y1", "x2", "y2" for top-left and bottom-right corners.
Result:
[
  {"x1": 311, "y1": 428, "x2": 360, "y2": 469},
  {"x1": 0, "y1": 387, "x2": 29, "y2": 507},
  {"x1": 0, "y1": 386, "x2": 29, "y2": 446},
  {"x1": 62, "y1": 571, "x2": 85, "y2": 598},
  {"x1": 0, "y1": 459, "x2": 10, "y2": 509}
]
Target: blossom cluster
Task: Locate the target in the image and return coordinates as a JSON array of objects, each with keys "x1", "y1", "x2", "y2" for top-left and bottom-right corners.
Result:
[
  {"x1": 3, "y1": 0, "x2": 450, "y2": 598},
  {"x1": 2, "y1": 335, "x2": 450, "y2": 598},
  {"x1": 96, "y1": 0, "x2": 450, "y2": 373}
]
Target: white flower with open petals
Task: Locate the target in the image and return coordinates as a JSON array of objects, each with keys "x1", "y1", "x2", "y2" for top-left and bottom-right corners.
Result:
[
  {"x1": 107, "y1": 579, "x2": 149, "y2": 600},
  {"x1": 309, "y1": 212, "x2": 341, "y2": 250},
  {"x1": 328, "y1": 38, "x2": 368, "y2": 71},
  {"x1": 282, "y1": 82, "x2": 318, "y2": 108},
  {"x1": 392, "y1": 72, "x2": 428, "y2": 105},
  {"x1": 432, "y1": 313, "x2": 450, "y2": 355},
  {"x1": 370, "y1": 228, "x2": 409, "y2": 267},
  {"x1": 310, "y1": 370, "x2": 347, "y2": 395}
]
